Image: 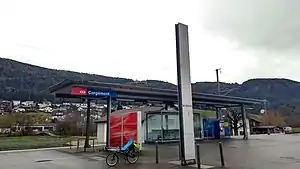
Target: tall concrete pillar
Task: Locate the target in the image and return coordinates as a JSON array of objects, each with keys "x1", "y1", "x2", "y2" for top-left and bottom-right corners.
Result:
[{"x1": 175, "y1": 23, "x2": 196, "y2": 165}]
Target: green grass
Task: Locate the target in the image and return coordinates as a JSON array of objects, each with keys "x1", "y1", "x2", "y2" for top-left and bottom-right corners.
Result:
[
  {"x1": 193, "y1": 109, "x2": 216, "y2": 118},
  {"x1": 292, "y1": 127, "x2": 300, "y2": 133},
  {"x1": 0, "y1": 136, "x2": 71, "y2": 151}
]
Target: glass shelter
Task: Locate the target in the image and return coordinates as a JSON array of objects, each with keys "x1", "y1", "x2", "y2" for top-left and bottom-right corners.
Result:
[{"x1": 145, "y1": 110, "x2": 204, "y2": 143}]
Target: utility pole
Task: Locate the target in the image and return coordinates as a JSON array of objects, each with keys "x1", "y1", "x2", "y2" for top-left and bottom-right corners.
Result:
[
  {"x1": 263, "y1": 99, "x2": 267, "y2": 113},
  {"x1": 262, "y1": 99, "x2": 270, "y2": 134},
  {"x1": 216, "y1": 68, "x2": 221, "y2": 119},
  {"x1": 216, "y1": 68, "x2": 221, "y2": 95}
]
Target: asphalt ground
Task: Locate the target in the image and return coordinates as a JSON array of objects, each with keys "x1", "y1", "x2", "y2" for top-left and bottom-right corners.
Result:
[{"x1": 1, "y1": 134, "x2": 300, "y2": 169}]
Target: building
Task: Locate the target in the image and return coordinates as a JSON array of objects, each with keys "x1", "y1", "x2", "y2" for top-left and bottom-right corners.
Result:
[
  {"x1": 248, "y1": 114, "x2": 264, "y2": 134},
  {"x1": 0, "y1": 123, "x2": 56, "y2": 134},
  {"x1": 12, "y1": 100, "x2": 21, "y2": 107},
  {"x1": 252, "y1": 126, "x2": 283, "y2": 134},
  {"x1": 232, "y1": 114, "x2": 264, "y2": 136},
  {"x1": 13, "y1": 123, "x2": 56, "y2": 132},
  {"x1": 21, "y1": 101, "x2": 34, "y2": 107},
  {"x1": 0, "y1": 100, "x2": 12, "y2": 113},
  {"x1": 12, "y1": 107, "x2": 26, "y2": 113},
  {"x1": 95, "y1": 106, "x2": 231, "y2": 144},
  {"x1": 39, "y1": 106, "x2": 53, "y2": 113},
  {"x1": 48, "y1": 79, "x2": 264, "y2": 152}
]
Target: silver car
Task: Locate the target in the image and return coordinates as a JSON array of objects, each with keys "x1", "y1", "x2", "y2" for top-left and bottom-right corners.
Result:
[{"x1": 283, "y1": 127, "x2": 293, "y2": 134}]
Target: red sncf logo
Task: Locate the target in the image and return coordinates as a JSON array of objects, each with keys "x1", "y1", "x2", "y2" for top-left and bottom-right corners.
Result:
[{"x1": 71, "y1": 87, "x2": 87, "y2": 96}]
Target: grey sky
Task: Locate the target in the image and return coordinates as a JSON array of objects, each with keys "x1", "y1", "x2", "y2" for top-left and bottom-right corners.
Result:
[
  {"x1": 200, "y1": 0, "x2": 300, "y2": 81},
  {"x1": 1, "y1": 0, "x2": 300, "y2": 84}
]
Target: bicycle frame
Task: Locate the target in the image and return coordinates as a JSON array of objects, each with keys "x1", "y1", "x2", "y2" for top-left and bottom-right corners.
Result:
[{"x1": 105, "y1": 138, "x2": 140, "y2": 166}]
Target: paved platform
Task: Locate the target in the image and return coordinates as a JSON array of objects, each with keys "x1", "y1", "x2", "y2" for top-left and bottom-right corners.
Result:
[
  {"x1": 0, "y1": 149, "x2": 206, "y2": 169},
  {"x1": 1, "y1": 134, "x2": 300, "y2": 169},
  {"x1": 133, "y1": 134, "x2": 300, "y2": 169}
]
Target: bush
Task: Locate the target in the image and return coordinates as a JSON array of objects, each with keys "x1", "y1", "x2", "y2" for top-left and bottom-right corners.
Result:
[{"x1": 55, "y1": 121, "x2": 81, "y2": 136}]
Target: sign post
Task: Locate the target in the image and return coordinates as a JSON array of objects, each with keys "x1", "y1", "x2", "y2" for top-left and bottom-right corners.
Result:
[{"x1": 175, "y1": 23, "x2": 196, "y2": 165}]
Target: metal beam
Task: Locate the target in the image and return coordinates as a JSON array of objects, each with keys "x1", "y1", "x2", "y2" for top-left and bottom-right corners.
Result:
[
  {"x1": 51, "y1": 80, "x2": 265, "y2": 106},
  {"x1": 215, "y1": 104, "x2": 241, "y2": 108},
  {"x1": 55, "y1": 92, "x2": 259, "y2": 110}
]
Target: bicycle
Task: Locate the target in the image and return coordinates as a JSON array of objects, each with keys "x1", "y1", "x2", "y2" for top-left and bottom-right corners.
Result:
[{"x1": 105, "y1": 138, "x2": 140, "y2": 167}]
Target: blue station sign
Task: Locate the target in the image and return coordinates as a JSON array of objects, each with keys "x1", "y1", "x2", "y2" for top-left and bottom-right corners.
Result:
[{"x1": 71, "y1": 87, "x2": 117, "y2": 98}]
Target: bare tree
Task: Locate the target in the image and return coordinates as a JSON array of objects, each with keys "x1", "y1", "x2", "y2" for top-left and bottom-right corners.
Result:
[
  {"x1": 262, "y1": 110, "x2": 285, "y2": 126},
  {"x1": 225, "y1": 108, "x2": 243, "y2": 136}
]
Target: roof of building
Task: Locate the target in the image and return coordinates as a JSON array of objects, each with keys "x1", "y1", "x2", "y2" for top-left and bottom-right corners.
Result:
[
  {"x1": 252, "y1": 125, "x2": 281, "y2": 129},
  {"x1": 94, "y1": 107, "x2": 216, "y2": 123},
  {"x1": 94, "y1": 106, "x2": 165, "y2": 123},
  {"x1": 248, "y1": 114, "x2": 264, "y2": 122},
  {"x1": 48, "y1": 80, "x2": 265, "y2": 108}
]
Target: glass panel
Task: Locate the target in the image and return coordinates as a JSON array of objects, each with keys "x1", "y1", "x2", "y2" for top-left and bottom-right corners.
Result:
[
  {"x1": 162, "y1": 114, "x2": 180, "y2": 140},
  {"x1": 146, "y1": 114, "x2": 162, "y2": 141},
  {"x1": 194, "y1": 114, "x2": 202, "y2": 139}
]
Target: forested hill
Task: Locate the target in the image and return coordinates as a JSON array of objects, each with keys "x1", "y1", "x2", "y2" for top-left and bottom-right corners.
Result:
[{"x1": 1, "y1": 57, "x2": 300, "y2": 114}]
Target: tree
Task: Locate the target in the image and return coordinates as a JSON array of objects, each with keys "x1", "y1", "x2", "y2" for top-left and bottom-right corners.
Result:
[
  {"x1": 55, "y1": 112, "x2": 83, "y2": 136},
  {"x1": 0, "y1": 115, "x2": 16, "y2": 128},
  {"x1": 262, "y1": 110, "x2": 285, "y2": 126},
  {"x1": 285, "y1": 115, "x2": 300, "y2": 127},
  {"x1": 29, "y1": 113, "x2": 51, "y2": 124},
  {"x1": 225, "y1": 108, "x2": 242, "y2": 136},
  {"x1": 0, "y1": 113, "x2": 51, "y2": 136},
  {"x1": 56, "y1": 121, "x2": 72, "y2": 136},
  {"x1": 0, "y1": 115, "x2": 17, "y2": 136}
]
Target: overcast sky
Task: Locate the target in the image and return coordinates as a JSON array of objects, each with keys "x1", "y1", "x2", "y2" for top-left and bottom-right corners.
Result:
[{"x1": 1, "y1": 0, "x2": 299, "y2": 84}]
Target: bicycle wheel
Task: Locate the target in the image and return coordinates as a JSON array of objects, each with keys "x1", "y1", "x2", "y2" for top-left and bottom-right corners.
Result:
[
  {"x1": 106, "y1": 153, "x2": 119, "y2": 167},
  {"x1": 127, "y1": 151, "x2": 139, "y2": 164}
]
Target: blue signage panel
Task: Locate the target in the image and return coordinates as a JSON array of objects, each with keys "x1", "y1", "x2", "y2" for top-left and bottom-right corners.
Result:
[
  {"x1": 87, "y1": 88, "x2": 117, "y2": 98},
  {"x1": 203, "y1": 119, "x2": 221, "y2": 139}
]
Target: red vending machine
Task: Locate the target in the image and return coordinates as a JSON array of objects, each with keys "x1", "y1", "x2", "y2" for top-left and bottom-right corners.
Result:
[{"x1": 109, "y1": 111, "x2": 143, "y2": 150}]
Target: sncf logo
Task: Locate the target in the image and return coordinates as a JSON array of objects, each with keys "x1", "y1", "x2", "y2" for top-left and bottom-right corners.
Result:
[{"x1": 71, "y1": 87, "x2": 87, "y2": 96}]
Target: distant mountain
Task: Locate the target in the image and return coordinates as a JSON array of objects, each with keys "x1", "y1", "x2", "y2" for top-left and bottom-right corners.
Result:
[{"x1": 1, "y1": 57, "x2": 300, "y2": 114}]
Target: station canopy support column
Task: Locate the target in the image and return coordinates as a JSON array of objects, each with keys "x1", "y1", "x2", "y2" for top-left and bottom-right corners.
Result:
[
  {"x1": 216, "y1": 107, "x2": 220, "y2": 119},
  {"x1": 241, "y1": 104, "x2": 248, "y2": 139},
  {"x1": 106, "y1": 96, "x2": 112, "y2": 148},
  {"x1": 84, "y1": 99, "x2": 91, "y2": 151}
]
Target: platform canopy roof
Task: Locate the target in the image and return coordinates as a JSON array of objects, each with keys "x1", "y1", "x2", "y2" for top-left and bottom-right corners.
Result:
[{"x1": 48, "y1": 80, "x2": 265, "y2": 108}]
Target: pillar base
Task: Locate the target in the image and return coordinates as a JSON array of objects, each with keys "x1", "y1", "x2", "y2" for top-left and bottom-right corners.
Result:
[
  {"x1": 180, "y1": 159, "x2": 196, "y2": 166},
  {"x1": 169, "y1": 161, "x2": 215, "y2": 169},
  {"x1": 84, "y1": 144, "x2": 91, "y2": 148}
]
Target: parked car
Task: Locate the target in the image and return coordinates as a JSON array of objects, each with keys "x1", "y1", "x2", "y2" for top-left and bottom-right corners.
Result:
[{"x1": 283, "y1": 127, "x2": 293, "y2": 134}]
